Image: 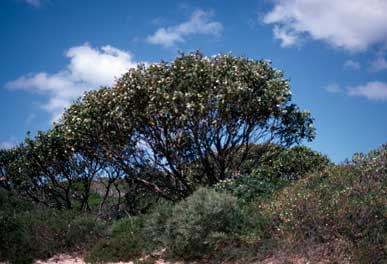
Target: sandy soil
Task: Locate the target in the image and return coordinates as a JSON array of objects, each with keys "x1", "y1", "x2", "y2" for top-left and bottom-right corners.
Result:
[
  {"x1": 33, "y1": 254, "x2": 183, "y2": 264},
  {"x1": 34, "y1": 254, "x2": 86, "y2": 264},
  {"x1": 30, "y1": 254, "x2": 335, "y2": 264},
  {"x1": 1, "y1": 246, "x2": 349, "y2": 264}
]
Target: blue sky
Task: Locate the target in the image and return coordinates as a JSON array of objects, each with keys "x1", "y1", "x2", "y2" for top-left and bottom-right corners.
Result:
[{"x1": 1, "y1": 0, "x2": 387, "y2": 162}]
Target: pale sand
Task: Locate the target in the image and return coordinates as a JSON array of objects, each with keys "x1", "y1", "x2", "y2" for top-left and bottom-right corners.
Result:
[{"x1": 33, "y1": 254, "x2": 182, "y2": 264}]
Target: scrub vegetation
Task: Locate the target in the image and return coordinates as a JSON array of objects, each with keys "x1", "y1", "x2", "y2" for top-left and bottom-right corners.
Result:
[{"x1": 0, "y1": 52, "x2": 385, "y2": 264}]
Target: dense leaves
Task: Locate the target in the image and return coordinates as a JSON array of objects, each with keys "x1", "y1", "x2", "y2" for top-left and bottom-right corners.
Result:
[
  {"x1": 85, "y1": 216, "x2": 145, "y2": 263},
  {"x1": 215, "y1": 146, "x2": 330, "y2": 203},
  {"x1": 59, "y1": 51, "x2": 315, "y2": 200},
  {"x1": 1, "y1": 52, "x2": 315, "y2": 207},
  {"x1": 0, "y1": 191, "x2": 105, "y2": 264},
  {"x1": 151, "y1": 188, "x2": 240, "y2": 259}
]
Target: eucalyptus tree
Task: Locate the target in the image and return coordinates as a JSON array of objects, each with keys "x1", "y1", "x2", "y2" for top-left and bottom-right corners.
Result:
[
  {"x1": 4, "y1": 127, "x2": 107, "y2": 210},
  {"x1": 5, "y1": 130, "x2": 72, "y2": 208},
  {"x1": 61, "y1": 51, "x2": 315, "y2": 200},
  {"x1": 60, "y1": 87, "x2": 165, "y2": 207}
]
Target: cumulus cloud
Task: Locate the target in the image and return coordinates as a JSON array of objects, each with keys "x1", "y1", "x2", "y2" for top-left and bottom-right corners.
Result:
[
  {"x1": 343, "y1": 60, "x2": 360, "y2": 71},
  {"x1": 272, "y1": 25, "x2": 298, "y2": 47},
  {"x1": 7, "y1": 44, "x2": 138, "y2": 121},
  {"x1": 348, "y1": 81, "x2": 387, "y2": 101},
  {"x1": 146, "y1": 10, "x2": 223, "y2": 47},
  {"x1": 263, "y1": 0, "x2": 387, "y2": 52}
]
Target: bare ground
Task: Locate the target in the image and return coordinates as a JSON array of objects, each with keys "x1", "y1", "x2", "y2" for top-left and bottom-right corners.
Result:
[{"x1": 29, "y1": 253, "x2": 349, "y2": 264}]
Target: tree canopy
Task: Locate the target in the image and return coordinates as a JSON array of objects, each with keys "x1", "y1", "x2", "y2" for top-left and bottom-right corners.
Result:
[
  {"x1": 60, "y1": 51, "x2": 315, "y2": 199},
  {"x1": 1, "y1": 51, "x2": 315, "y2": 208}
]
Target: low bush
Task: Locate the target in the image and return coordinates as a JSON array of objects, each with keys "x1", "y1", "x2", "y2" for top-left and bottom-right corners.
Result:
[
  {"x1": 0, "y1": 189, "x2": 32, "y2": 213},
  {"x1": 85, "y1": 189, "x2": 260, "y2": 262},
  {"x1": 161, "y1": 188, "x2": 241, "y2": 259},
  {"x1": 263, "y1": 145, "x2": 387, "y2": 263},
  {"x1": 85, "y1": 216, "x2": 144, "y2": 263},
  {"x1": 0, "y1": 207, "x2": 106, "y2": 264},
  {"x1": 142, "y1": 201, "x2": 174, "y2": 250}
]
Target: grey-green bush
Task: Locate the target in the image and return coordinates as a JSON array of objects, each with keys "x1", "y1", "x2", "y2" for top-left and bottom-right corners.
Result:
[
  {"x1": 142, "y1": 201, "x2": 174, "y2": 250},
  {"x1": 162, "y1": 188, "x2": 240, "y2": 259},
  {"x1": 85, "y1": 216, "x2": 145, "y2": 263}
]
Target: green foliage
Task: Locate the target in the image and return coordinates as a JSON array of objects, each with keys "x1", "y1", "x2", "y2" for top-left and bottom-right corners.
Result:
[
  {"x1": 3, "y1": 51, "x2": 385, "y2": 264},
  {"x1": 0, "y1": 207, "x2": 106, "y2": 264},
  {"x1": 1, "y1": 52, "x2": 316, "y2": 217},
  {"x1": 2, "y1": 128, "x2": 105, "y2": 210},
  {"x1": 216, "y1": 145, "x2": 330, "y2": 203},
  {"x1": 235, "y1": 143, "x2": 282, "y2": 175},
  {"x1": 0, "y1": 190, "x2": 34, "y2": 263},
  {"x1": 161, "y1": 188, "x2": 240, "y2": 259},
  {"x1": 85, "y1": 216, "x2": 144, "y2": 263},
  {"x1": 61, "y1": 51, "x2": 315, "y2": 200},
  {"x1": 2, "y1": 145, "x2": 385, "y2": 263},
  {"x1": 111, "y1": 215, "x2": 144, "y2": 237},
  {"x1": 142, "y1": 201, "x2": 174, "y2": 249},
  {"x1": 0, "y1": 189, "x2": 32, "y2": 213},
  {"x1": 236, "y1": 144, "x2": 330, "y2": 180},
  {"x1": 260, "y1": 145, "x2": 331, "y2": 180},
  {"x1": 0, "y1": 212, "x2": 32, "y2": 264},
  {"x1": 215, "y1": 172, "x2": 282, "y2": 203},
  {"x1": 263, "y1": 145, "x2": 387, "y2": 263}
]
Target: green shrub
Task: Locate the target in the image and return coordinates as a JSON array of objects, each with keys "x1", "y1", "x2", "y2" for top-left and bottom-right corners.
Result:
[
  {"x1": 143, "y1": 193, "x2": 272, "y2": 261},
  {"x1": 0, "y1": 212, "x2": 33, "y2": 264},
  {"x1": 0, "y1": 208, "x2": 106, "y2": 264},
  {"x1": 64, "y1": 213, "x2": 106, "y2": 249},
  {"x1": 217, "y1": 146, "x2": 330, "y2": 204},
  {"x1": 215, "y1": 172, "x2": 284, "y2": 203},
  {"x1": 0, "y1": 189, "x2": 32, "y2": 213},
  {"x1": 259, "y1": 146, "x2": 331, "y2": 181},
  {"x1": 235, "y1": 144, "x2": 330, "y2": 179},
  {"x1": 86, "y1": 189, "x2": 242, "y2": 262},
  {"x1": 111, "y1": 215, "x2": 144, "y2": 236},
  {"x1": 142, "y1": 201, "x2": 174, "y2": 250},
  {"x1": 263, "y1": 145, "x2": 387, "y2": 263},
  {"x1": 161, "y1": 188, "x2": 240, "y2": 259},
  {"x1": 85, "y1": 216, "x2": 144, "y2": 263}
]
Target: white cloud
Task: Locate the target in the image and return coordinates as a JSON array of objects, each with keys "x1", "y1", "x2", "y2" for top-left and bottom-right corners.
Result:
[
  {"x1": 370, "y1": 56, "x2": 387, "y2": 72},
  {"x1": 263, "y1": 0, "x2": 387, "y2": 52},
  {"x1": 7, "y1": 44, "x2": 138, "y2": 121},
  {"x1": 343, "y1": 60, "x2": 360, "y2": 71},
  {"x1": 273, "y1": 25, "x2": 298, "y2": 47},
  {"x1": 325, "y1": 83, "x2": 341, "y2": 94},
  {"x1": 146, "y1": 10, "x2": 223, "y2": 47},
  {"x1": 348, "y1": 81, "x2": 387, "y2": 101}
]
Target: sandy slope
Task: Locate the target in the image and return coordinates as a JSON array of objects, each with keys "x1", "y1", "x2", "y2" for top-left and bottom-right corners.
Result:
[
  {"x1": 33, "y1": 254, "x2": 182, "y2": 264},
  {"x1": 30, "y1": 254, "x2": 335, "y2": 264}
]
